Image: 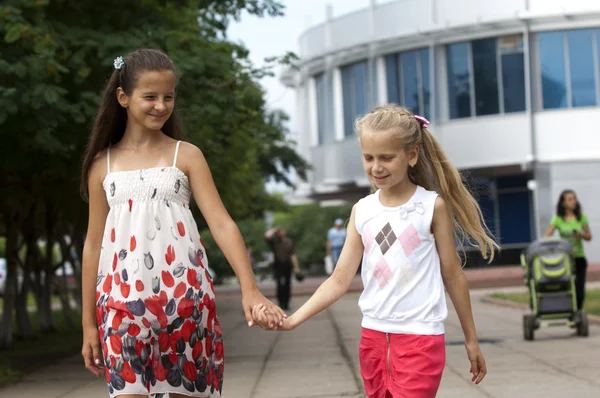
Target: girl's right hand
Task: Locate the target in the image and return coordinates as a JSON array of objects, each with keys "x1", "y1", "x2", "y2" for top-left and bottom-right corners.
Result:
[{"x1": 82, "y1": 326, "x2": 104, "y2": 376}]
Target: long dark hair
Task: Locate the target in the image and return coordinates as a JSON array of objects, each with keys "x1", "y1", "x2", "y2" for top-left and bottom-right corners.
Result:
[
  {"x1": 556, "y1": 189, "x2": 582, "y2": 221},
  {"x1": 80, "y1": 48, "x2": 184, "y2": 200}
]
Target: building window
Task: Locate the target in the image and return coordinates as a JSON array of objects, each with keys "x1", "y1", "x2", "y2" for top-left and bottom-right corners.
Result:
[
  {"x1": 341, "y1": 60, "x2": 368, "y2": 137},
  {"x1": 538, "y1": 28, "x2": 599, "y2": 110},
  {"x1": 500, "y1": 35, "x2": 526, "y2": 113},
  {"x1": 447, "y1": 42, "x2": 472, "y2": 119},
  {"x1": 446, "y1": 35, "x2": 526, "y2": 119},
  {"x1": 385, "y1": 49, "x2": 431, "y2": 120},
  {"x1": 314, "y1": 73, "x2": 328, "y2": 145}
]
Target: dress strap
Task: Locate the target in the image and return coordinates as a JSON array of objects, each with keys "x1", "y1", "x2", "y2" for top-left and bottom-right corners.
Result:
[
  {"x1": 173, "y1": 140, "x2": 181, "y2": 167},
  {"x1": 106, "y1": 147, "x2": 111, "y2": 174}
]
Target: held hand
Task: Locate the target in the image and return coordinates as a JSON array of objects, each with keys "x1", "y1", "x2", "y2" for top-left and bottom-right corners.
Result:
[
  {"x1": 465, "y1": 342, "x2": 487, "y2": 384},
  {"x1": 82, "y1": 326, "x2": 104, "y2": 377},
  {"x1": 242, "y1": 288, "x2": 286, "y2": 329},
  {"x1": 252, "y1": 304, "x2": 295, "y2": 331}
]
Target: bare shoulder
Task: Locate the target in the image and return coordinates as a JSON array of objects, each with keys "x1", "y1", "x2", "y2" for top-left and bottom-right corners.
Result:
[
  {"x1": 89, "y1": 149, "x2": 109, "y2": 184},
  {"x1": 433, "y1": 195, "x2": 450, "y2": 216},
  {"x1": 175, "y1": 141, "x2": 211, "y2": 178}
]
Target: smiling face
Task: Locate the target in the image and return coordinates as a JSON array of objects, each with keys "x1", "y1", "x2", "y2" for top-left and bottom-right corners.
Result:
[
  {"x1": 117, "y1": 70, "x2": 176, "y2": 133},
  {"x1": 360, "y1": 129, "x2": 418, "y2": 191}
]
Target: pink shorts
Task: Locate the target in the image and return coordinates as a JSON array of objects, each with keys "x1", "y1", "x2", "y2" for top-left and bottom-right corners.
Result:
[{"x1": 359, "y1": 328, "x2": 445, "y2": 398}]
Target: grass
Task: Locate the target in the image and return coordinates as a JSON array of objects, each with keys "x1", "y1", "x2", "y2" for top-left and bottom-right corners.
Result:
[
  {"x1": 0, "y1": 309, "x2": 82, "y2": 388},
  {"x1": 0, "y1": 292, "x2": 61, "y2": 310},
  {"x1": 490, "y1": 288, "x2": 600, "y2": 317}
]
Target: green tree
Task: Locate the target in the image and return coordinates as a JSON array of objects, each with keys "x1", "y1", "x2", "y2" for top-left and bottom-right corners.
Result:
[{"x1": 0, "y1": 0, "x2": 307, "y2": 349}]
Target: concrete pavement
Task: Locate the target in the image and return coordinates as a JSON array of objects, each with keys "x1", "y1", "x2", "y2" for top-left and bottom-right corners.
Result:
[{"x1": 3, "y1": 285, "x2": 600, "y2": 398}]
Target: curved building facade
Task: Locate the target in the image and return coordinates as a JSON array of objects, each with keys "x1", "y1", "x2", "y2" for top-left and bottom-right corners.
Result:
[{"x1": 282, "y1": 0, "x2": 600, "y2": 264}]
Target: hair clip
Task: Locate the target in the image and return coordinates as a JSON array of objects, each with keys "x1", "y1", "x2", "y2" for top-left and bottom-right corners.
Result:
[
  {"x1": 414, "y1": 115, "x2": 429, "y2": 128},
  {"x1": 113, "y1": 56, "x2": 124, "y2": 70}
]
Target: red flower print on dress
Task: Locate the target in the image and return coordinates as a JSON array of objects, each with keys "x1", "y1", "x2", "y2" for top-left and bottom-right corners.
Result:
[
  {"x1": 145, "y1": 297, "x2": 168, "y2": 328},
  {"x1": 192, "y1": 340, "x2": 203, "y2": 360},
  {"x1": 214, "y1": 340, "x2": 224, "y2": 362},
  {"x1": 174, "y1": 282, "x2": 186, "y2": 299},
  {"x1": 177, "y1": 297, "x2": 194, "y2": 318},
  {"x1": 111, "y1": 228, "x2": 116, "y2": 243},
  {"x1": 120, "y1": 281, "x2": 130, "y2": 298},
  {"x1": 114, "y1": 272, "x2": 121, "y2": 286},
  {"x1": 103, "y1": 274, "x2": 113, "y2": 294},
  {"x1": 158, "y1": 332, "x2": 170, "y2": 353},
  {"x1": 187, "y1": 268, "x2": 200, "y2": 290},
  {"x1": 161, "y1": 270, "x2": 175, "y2": 288},
  {"x1": 165, "y1": 245, "x2": 175, "y2": 265},
  {"x1": 128, "y1": 323, "x2": 141, "y2": 337},
  {"x1": 121, "y1": 361, "x2": 136, "y2": 383},
  {"x1": 135, "y1": 280, "x2": 144, "y2": 292},
  {"x1": 112, "y1": 253, "x2": 118, "y2": 272},
  {"x1": 205, "y1": 334, "x2": 213, "y2": 357},
  {"x1": 181, "y1": 320, "x2": 196, "y2": 342},
  {"x1": 177, "y1": 221, "x2": 185, "y2": 237},
  {"x1": 128, "y1": 199, "x2": 133, "y2": 212},
  {"x1": 109, "y1": 334, "x2": 122, "y2": 354},
  {"x1": 130, "y1": 235, "x2": 136, "y2": 251},
  {"x1": 155, "y1": 364, "x2": 168, "y2": 382},
  {"x1": 183, "y1": 361, "x2": 196, "y2": 381}
]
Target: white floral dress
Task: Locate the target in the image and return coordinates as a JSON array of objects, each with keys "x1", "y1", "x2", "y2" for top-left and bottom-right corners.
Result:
[{"x1": 96, "y1": 141, "x2": 223, "y2": 397}]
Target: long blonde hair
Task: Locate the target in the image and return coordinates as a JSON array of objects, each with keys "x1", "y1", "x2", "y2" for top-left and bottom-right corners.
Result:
[{"x1": 355, "y1": 104, "x2": 498, "y2": 262}]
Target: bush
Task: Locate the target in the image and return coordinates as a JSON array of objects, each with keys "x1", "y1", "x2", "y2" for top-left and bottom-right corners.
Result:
[{"x1": 199, "y1": 204, "x2": 353, "y2": 282}]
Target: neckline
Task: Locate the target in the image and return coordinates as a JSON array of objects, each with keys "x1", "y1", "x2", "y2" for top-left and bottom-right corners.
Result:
[
  {"x1": 375, "y1": 185, "x2": 421, "y2": 212},
  {"x1": 102, "y1": 166, "x2": 189, "y2": 186}
]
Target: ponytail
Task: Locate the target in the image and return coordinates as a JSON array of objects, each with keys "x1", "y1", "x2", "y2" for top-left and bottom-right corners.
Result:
[{"x1": 355, "y1": 104, "x2": 499, "y2": 262}]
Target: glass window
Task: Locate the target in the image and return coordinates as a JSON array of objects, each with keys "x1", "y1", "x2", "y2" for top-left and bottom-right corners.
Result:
[
  {"x1": 385, "y1": 55, "x2": 400, "y2": 105},
  {"x1": 341, "y1": 60, "x2": 369, "y2": 137},
  {"x1": 472, "y1": 38, "x2": 499, "y2": 116},
  {"x1": 447, "y1": 42, "x2": 472, "y2": 119},
  {"x1": 501, "y1": 53, "x2": 526, "y2": 112},
  {"x1": 538, "y1": 31, "x2": 567, "y2": 109},
  {"x1": 567, "y1": 29, "x2": 596, "y2": 107},
  {"x1": 401, "y1": 50, "x2": 419, "y2": 115},
  {"x1": 314, "y1": 73, "x2": 327, "y2": 145},
  {"x1": 420, "y1": 48, "x2": 431, "y2": 120}
]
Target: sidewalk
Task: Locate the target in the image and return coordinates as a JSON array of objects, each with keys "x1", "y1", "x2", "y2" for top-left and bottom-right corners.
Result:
[
  {"x1": 216, "y1": 263, "x2": 600, "y2": 298},
  {"x1": 3, "y1": 288, "x2": 600, "y2": 398}
]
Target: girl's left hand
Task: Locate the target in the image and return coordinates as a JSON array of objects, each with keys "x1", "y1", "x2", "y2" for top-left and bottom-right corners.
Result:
[
  {"x1": 242, "y1": 288, "x2": 286, "y2": 329},
  {"x1": 465, "y1": 342, "x2": 487, "y2": 384}
]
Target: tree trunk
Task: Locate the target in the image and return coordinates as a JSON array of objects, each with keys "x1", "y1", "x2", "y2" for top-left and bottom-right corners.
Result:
[
  {"x1": 0, "y1": 211, "x2": 20, "y2": 349},
  {"x1": 15, "y1": 277, "x2": 34, "y2": 340},
  {"x1": 38, "y1": 203, "x2": 57, "y2": 334}
]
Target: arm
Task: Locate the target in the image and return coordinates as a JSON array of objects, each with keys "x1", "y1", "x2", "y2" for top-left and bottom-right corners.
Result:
[
  {"x1": 182, "y1": 143, "x2": 284, "y2": 326},
  {"x1": 265, "y1": 227, "x2": 279, "y2": 240},
  {"x1": 575, "y1": 223, "x2": 592, "y2": 241},
  {"x1": 291, "y1": 254, "x2": 301, "y2": 274},
  {"x1": 432, "y1": 197, "x2": 486, "y2": 384},
  {"x1": 543, "y1": 225, "x2": 555, "y2": 237},
  {"x1": 283, "y1": 205, "x2": 363, "y2": 329},
  {"x1": 326, "y1": 229, "x2": 332, "y2": 255},
  {"x1": 81, "y1": 156, "x2": 110, "y2": 376}
]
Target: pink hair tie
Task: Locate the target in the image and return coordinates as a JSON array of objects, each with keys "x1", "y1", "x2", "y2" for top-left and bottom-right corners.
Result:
[{"x1": 414, "y1": 115, "x2": 429, "y2": 128}]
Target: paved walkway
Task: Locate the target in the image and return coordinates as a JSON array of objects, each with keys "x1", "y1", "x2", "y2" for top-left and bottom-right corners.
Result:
[{"x1": 3, "y1": 284, "x2": 599, "y2": 397}]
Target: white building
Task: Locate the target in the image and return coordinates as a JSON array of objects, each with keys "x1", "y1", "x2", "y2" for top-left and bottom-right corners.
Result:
[{"x1": 281, "y1": 0, "x2": 600, "y2": 265}]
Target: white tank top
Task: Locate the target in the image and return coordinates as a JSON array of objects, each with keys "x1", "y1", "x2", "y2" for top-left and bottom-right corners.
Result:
[{"x1": 354, "y1": 185, "x2": 447, "y2": 335}]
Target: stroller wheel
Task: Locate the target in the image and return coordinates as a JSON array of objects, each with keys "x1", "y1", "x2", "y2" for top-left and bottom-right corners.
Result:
[
  {"x1": 576, "y1": 311, "x2": 589, "y2": 337},
  {"x1": 523, "y1": 314, "x2": 536, "y2": 341}
]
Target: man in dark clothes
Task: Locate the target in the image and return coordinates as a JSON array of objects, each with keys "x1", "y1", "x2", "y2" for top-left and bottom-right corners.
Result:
[{"x1": 264, "y1": 227, "x2": 301, "y2": 310}]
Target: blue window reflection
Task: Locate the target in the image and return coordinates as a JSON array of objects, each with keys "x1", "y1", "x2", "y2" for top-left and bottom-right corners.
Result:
[
  {"x1": 538, "y1": 31, "x2": 567, "y2": 109},
  {"x1": 401, "y1": 50, "x2": 419, "y2": 115},
  {"x1": 472, "y1": 38, "x2": 499, "y2": 115},
  {"x1": 447, "y1": 42, "x2": 472, "y2": 119},
  {"x1": 421, "y1": 48, "x2": 431, "y2": 120},
  {"x1": 502, "y1": 52, "x2": 526, "y2": 112},
  {"x1": 567, "y1": 29, "x2": 596, "y2": 107},
  {"x1": 385, "y1": 55, "x2": 400, "y2": 105},
  {"x1": 315, "y1": 73, "x2": 327, "y2": 144},
  {"x1": 341, "y1": 60, "x2": 369, "y2": 137}
]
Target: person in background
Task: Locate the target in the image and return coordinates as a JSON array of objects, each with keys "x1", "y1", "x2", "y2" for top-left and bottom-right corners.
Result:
[
  {"x1": 265, "y1": 227, "x2": 301, "y2": 311},
  {"x1": 544, "y1": 189, "x2": 592, "y2": 311},
  {"x1": 327, "y1": 218, "x2": 347, "y2": 268}
]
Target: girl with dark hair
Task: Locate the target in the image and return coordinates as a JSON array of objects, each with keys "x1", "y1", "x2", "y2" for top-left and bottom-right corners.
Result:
[
  {"x1": 544, "y1": 189, "x2": 593, "y2": 310},
  {"x1": 80, "y1": 49, "x2": 285, "y2": 398}
]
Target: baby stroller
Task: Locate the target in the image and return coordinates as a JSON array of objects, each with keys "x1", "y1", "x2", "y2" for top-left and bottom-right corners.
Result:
[{"x1": 520, "y1": 237, "x2": 589, "y2": 340}]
